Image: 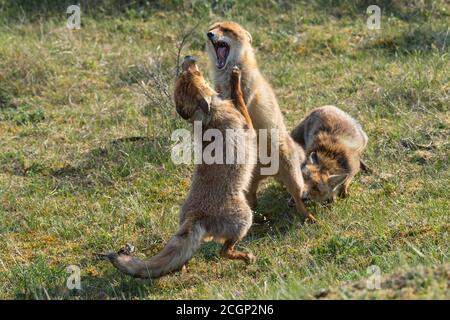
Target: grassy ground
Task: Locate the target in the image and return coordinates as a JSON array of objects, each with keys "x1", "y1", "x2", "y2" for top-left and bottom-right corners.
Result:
[{"x1": 0, "y1": 1, "x2": 448, "y2": 299}]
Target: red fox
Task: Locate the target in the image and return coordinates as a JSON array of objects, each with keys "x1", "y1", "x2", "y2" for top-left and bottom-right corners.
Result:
[
  {"x1": 97, "y1": 57, "x2": 257, "y2": 278},
  {"x1": 291, "y1": 105, "x2": 369, "y2": 202},
  {"x1": 205, "y1": 21, "x2": 315, "y2": 222}
]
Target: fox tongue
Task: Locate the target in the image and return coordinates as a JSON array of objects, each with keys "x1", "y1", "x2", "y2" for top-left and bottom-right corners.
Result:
[{"x1": 217, "y1": 46, "x2": 227, "y2": 60}]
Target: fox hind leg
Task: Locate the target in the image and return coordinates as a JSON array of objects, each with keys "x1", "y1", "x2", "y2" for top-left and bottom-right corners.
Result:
[
  {"x1": 245, "y1": 167, "x2": 265, "y2": 209},
  {"x1": 220, "y1": 239, "x2": 256, "y2": 263}
]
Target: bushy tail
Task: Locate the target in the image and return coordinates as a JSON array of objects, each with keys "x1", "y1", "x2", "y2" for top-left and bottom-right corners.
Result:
[{"x1": 102, "y1": 220, "x2": 205, "y2": 279}]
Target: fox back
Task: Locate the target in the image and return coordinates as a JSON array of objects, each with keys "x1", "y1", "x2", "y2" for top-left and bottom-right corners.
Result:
[{"x1": 292, "y1": 105, "x2": 368, "y2": 202}]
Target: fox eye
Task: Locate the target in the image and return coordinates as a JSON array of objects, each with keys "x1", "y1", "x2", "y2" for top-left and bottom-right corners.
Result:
[
  {"x1": 318, "y1": 183, "x2": 327, "y2": 192},
  {"x1": 301, "y1": 166, "x2": 310, "y2": 177},
  {"x1": 222, "y1": 28, "x2": 231, "y2": 33}
]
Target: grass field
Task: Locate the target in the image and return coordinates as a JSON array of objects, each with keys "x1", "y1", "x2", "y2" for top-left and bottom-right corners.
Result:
[{"x1": 0, "y1": 0, "x2": 448, "y2": 299}]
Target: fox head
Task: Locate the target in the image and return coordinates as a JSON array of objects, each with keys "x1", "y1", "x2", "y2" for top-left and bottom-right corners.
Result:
[
  {"x1": 174, "y1": 56, "x2": 217, "y2": 124},
  {"x1": 205, "y1": 21, "x2": 253, "y2": 71},
  {"x1": 302, "y1": 152, "x2": 348, "y2": 202}
]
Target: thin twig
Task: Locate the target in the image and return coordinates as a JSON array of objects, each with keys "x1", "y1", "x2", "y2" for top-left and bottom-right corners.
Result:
[{"x1": 175, "y1": 22, "x2": 201, "y2": 77}]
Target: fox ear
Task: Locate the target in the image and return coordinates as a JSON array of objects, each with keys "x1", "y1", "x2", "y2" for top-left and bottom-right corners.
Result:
[
  {"x1": 198, "y1": 96, "x2": 211, "y2": 115},
  {"x1": 329, "y1": 174, "x2": 348, "y2": 191},
  {"x1": 308, "y1": 152, "x2": 317, "y2": 165},
  {"x1": 245, "y1": 30, "x2": 252, "y2": 43}
]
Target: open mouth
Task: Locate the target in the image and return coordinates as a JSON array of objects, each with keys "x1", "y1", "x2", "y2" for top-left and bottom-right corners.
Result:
[{"x1": 211, "y1": 40, "x2": 230, "y2": 69}]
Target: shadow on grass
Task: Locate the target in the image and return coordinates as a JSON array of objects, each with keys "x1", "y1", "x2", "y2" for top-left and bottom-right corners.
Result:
[
  {"x1": 77, "y1": 272, "x2": 159, "y2": 299},
  {"x1": 9, "y1": 254, "x2": 162, "y2": 299},
  {"x1": 0, "y1": 136, "x2": 172, "y2": 180},
  {"x1": 248, "y1": 183, "x2": 318, "y2": 239},
  {"x1": 364, "y1": 27, "x2": 449, "y2": 56},
  {"x1": 16, "y1": 271, "x2": 159, "y2": 299},
  {"x1": 50, "y1": 136, "x2": 173, "y2": 189}
]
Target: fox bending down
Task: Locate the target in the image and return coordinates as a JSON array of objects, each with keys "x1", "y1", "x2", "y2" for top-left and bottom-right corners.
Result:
[
  {"x1": 98, "y1": 57, "x2": 256, "y2": 278},
  {"x1": 206, "y1": 21, "x2": 315, "y2": 222},
  {"x1": 291, "y1": 105, "x2": 369, "y2": 202}
]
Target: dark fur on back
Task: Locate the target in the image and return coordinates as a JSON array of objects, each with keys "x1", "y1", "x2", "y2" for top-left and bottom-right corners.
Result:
[
  {"x1": 292, "y1": 105, "x2": 368, "y2": 202},
  {"x1": 311, "y1": 132, "x2": 351, "y2": 175}
]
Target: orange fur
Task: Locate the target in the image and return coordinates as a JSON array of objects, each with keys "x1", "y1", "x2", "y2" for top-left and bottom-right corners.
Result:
[
  {"x1": 292, "y1": 106, "x2": 368, "y2": 202},
  {"x1": 98, "y1": 57, "x2": 257, "y2": 278},
  {"x1": 206, "y1": 21, "x2": 315, "y2": 222}
]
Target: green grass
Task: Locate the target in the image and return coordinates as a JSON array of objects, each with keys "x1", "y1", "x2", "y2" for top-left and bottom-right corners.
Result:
[{"x1": 0, "y1": 0, "x2": 448, "y2": 299}]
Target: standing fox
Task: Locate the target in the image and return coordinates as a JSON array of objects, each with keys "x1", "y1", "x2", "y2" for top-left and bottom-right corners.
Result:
[
  {"x1": 206, "y1": 21, "x2": 315, "y2": 222},
  {"x1": 291, "y1": 105, "x2": 369, "y2": 202},
  {"x1": 98, "y1": 57, "x2": 257, "y2": 278}
]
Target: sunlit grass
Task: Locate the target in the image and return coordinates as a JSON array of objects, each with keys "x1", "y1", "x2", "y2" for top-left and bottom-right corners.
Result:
[{"x1": 0, "y1": 1, "x2": 448, "y2": 299}]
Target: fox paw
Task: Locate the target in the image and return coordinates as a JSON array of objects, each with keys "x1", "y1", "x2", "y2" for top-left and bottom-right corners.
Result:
[
  {"x1": 118, "y1": 243, "x2": 135, "y2": 255},
  {"x1": 245, "y1": 253, "x2": 257, "y2": 264},
  {"x1": 305, "y1": 214, "x2": 317, "y2": 224},
  {"x1": 287, "y1": 197, "x2": 295, "y2": 207},
  {"x1": 231, "y1": 66, "x2": 241, "y2": 77},
  {"x1": 94, "y1": 243, "x2": 136, "y2": 261}
]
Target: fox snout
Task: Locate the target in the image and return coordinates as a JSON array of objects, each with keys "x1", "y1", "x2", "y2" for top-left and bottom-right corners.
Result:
[
  {"x1": 182, "y1": 55, "x2": 199, "y2": 72},
  {"x1": 183, "y1": 55, "x2": 196, "y2": 64},
  {"x1": 206, "y1": 31, "x2": 222, "y2": 44}
]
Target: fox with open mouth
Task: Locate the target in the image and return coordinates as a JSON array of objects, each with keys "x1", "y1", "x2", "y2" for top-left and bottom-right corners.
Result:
[
  {"x1": 205, "y1": 23, "x2": 252, "y2": 71},
  {"x1": 206, "y1": 21, "x2": 315, "y2": 223}
]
